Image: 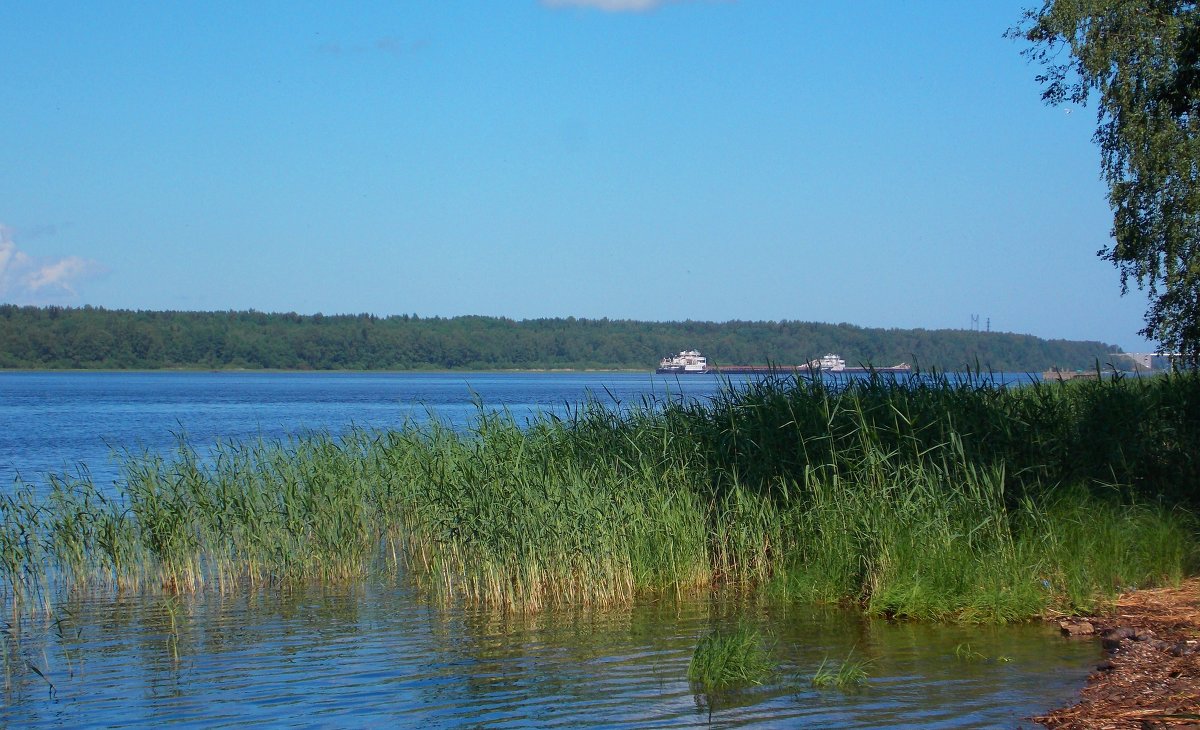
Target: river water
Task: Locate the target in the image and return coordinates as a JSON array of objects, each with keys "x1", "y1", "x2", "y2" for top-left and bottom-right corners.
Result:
[
  {"x1": 1, "y1": 371, "x2": 739, "y2": 491},
  {"x1": 0, "y1": 371, "x2": 1091, "y2": 728}
]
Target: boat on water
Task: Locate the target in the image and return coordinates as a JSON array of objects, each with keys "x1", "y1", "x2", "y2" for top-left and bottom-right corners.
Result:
[
  {"x1": 810, "y1": 353, "x2": 846, "y2": 372},
  {"x1": 654, "y1": 351, "x2": 911, "y2": 375},
  {"x1": 656, "y1": 350, "x2": 710, "y2": 374},
  {"x1": 808, "y1": 353, "x2": 912, "y2": 373}
]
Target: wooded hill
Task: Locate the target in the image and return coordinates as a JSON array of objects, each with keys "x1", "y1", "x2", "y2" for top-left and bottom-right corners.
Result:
[{"x1": 0, "y1": 305, "x2": 1123, "y2": 372}]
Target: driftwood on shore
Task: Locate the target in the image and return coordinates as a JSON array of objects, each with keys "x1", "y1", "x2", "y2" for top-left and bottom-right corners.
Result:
[{"x1": 1034, "y1": 578, "x2": 1200, "y2": 729}]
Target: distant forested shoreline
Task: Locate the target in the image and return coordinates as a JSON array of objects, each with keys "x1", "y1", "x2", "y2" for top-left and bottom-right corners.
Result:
[{"x1": 0, "y1": 305, "x2": 1123, "y2": 372}]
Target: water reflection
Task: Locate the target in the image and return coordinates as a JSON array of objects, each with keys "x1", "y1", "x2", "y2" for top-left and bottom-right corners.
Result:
[{"x1": 1, "y1": 581, "x2": 1098, "y2": 728}]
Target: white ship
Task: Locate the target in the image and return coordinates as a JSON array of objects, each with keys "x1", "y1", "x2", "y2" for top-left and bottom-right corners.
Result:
[
  {"x1": 810, "y1": 353, "x2": 847, "y2": 372},
  {"x1": 808, "y1": 353, "x2": 911, "y2": 373},
  {"x1": 656, "y1": 350, "x2": 710, "y2": 374}
]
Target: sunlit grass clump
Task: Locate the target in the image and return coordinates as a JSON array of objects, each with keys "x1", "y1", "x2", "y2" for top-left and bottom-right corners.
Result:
[
  {"x1": 687, "y1": 623, "x2": 775, "y2": 693},
  {"x1": 810, "y1": 650, "x2": 871, "y2": 690}
]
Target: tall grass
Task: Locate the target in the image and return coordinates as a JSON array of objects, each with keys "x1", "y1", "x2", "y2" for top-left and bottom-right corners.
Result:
[{"x1": 0, "y1": 370, "x2": 1196, "y2": 621}]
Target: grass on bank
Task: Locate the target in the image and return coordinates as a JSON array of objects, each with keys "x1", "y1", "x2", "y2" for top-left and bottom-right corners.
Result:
[{"x1": 0, "y1": 370, "x2": 1196, "y2": 622}]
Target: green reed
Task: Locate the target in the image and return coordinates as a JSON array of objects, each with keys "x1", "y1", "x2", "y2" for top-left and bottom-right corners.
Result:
[
  {"x1": 688, "y1": 623, "x2": 775, "y2": 692},
  {"x1": 0, "y1": 370, "x2": 1196, "y2": 621},
  {"x1": 810, "y1": 649, "x2": 871, "y2": 690}
]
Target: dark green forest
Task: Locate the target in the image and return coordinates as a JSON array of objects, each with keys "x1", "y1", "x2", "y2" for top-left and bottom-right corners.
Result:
[{"x1": 0, "y1": 305, "x2": 1123, "y2": 372}]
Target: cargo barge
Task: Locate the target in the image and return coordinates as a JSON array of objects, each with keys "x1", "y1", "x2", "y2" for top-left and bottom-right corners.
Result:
[{"x1": 655, "y1": 351, "x2": 911, "y2": 375}]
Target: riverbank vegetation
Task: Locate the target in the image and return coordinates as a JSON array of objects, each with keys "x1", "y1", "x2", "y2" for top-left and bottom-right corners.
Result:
[
  {"x1": 0, "y1": 304, "x2": 1121, "y2": 372},
  {"x1": 2, "y1": 371, "x2": 1196, "y2": 622}
]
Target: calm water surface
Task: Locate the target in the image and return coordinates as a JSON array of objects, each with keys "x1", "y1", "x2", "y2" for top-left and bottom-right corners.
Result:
[
  {"x1": 1, "y1": 371, "x2": 735, "y2": 491},
  {"x1": 0, "y1": 370, "x2": 1086, "y2": 728}
]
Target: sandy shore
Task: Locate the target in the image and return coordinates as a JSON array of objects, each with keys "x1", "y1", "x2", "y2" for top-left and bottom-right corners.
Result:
[{"x1": 1033, "y1": 578, "x2": 1200, "y2": 729}]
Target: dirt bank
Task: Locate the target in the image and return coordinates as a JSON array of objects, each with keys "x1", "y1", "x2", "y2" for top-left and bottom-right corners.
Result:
[{"x1": 1034, "y1": 578, "x2": 1200, "y2": 729}]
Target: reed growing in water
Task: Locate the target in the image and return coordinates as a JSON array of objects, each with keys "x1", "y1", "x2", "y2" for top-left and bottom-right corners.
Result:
[
  {"x1": 1, "y1": 370, "x2": 1196, "y2": 621},
  {"x1": 810, "y1": 649, "x2": 871, "y2": 690},
  {"x1": 688, "y1": 623, "x2": 775, "y2": 692}
]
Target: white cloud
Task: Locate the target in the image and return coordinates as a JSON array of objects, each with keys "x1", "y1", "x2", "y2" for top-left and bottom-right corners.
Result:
[
  {"x1": 541, "y1": 0, "x2": 685, "y2": 12},
  {"x1": 0, "y1": 225, "x2": 105, "y2": 304}
]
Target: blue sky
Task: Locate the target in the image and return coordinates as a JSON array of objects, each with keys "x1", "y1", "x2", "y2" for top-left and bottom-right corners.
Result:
[{"x1": 0, "y1": 0, "x2": 1156, "y2": 351}]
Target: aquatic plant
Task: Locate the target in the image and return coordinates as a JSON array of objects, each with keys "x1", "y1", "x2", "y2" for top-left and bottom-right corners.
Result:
[
  {"x1": 953, "y1": 643, "x2": 986, "y2": 662},
  {"x1": 687, "y1": 623, "x2": 775, "y2": 692},
  {"x1": 810, "y1": 649, "x2": 870, "y2": 690}
]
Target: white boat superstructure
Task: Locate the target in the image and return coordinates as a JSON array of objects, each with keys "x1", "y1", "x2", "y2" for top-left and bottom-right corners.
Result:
[
  {"x1": 810, "y1": 353, "x2": 847, "y2": 372},
  {"x1": 656, "y1": 350, "x2": 709, "y2": 374}
]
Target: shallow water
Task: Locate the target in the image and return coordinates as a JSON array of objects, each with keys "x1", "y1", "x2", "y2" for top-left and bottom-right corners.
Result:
[{"x1": 2, "y1": 583, "x2": 1098, "y2": 728}]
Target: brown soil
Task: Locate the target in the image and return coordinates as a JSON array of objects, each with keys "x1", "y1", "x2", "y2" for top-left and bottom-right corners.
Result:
[{"x1": 1033, "y1": 578, "x2": 1200, "y2": 729}]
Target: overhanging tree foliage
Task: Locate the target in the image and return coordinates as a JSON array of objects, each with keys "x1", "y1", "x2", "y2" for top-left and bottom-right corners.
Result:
[{"x1": 1012, "y1": 1, "x2": 1200, "y2": 367}]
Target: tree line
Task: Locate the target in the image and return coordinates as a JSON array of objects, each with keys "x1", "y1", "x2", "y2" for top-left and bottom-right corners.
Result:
[{"x1": 0, "y1": 305, "x2": 1123, "y2": 372}]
